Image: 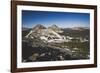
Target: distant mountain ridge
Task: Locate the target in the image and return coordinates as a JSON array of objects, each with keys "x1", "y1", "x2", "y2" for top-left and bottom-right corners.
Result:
[
  {"x1": 23, "y1": 24, "x2": 89, "y2": 30},
  {"x1": 22, "y1": 27, "x2": 31, "y2": 31},
  {"x1": 71, "y1": 27, "x2": 89, "y2": 31},
  {"x1": 22, "y1": 25, "x2": 90, "y2": 38}
]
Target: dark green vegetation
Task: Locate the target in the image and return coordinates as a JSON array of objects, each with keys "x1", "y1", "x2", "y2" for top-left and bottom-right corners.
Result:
[
  {"x1": 22, "y1": 41, "x2": 73, "y2": 62},
  {"x1": 22, "y1": 28, "x2": 31, "y2": 37},
  {"x1": 59, "y1": 42, "x2": 89, "y2": 58},
  {"x1": 61, "y1": 28, "x2": 90, "y2": 38}
]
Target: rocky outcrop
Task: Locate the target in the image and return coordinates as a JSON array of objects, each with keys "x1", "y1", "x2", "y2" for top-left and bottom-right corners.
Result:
[
  {"x1": 25, "y1": 24, "x2": 66, "y2": 43},
  {"x1": 48, "y1": 24, "x2": 63, "y2": 33}
]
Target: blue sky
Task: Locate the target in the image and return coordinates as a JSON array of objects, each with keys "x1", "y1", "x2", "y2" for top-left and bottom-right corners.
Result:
[{"x1": 22, "y1": 10, "x2": 90, "y2": 28}]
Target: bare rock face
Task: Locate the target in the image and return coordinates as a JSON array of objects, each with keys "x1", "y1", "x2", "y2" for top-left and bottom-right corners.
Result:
[
  {"x1": 32, "y1": 24, "x2": 46, "y2": 31},
  {"x1": 25, "y1": 24, "x2": 66, "y2": 44},
  {"x1": 48, "y1": 24, "x2": 63, "y2": 33}
]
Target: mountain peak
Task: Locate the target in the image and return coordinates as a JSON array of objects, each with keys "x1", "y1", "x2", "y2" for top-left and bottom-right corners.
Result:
[
  {"x1": 48, "y1": 24, "x2": 63, "y2": 33},
  {"x1": 71, "y1": 27, "x2": 89, "y2": 31},
  {"x1": 51, "y1": 24, "x2": 59, "y2": 28},
  {"x1": 32, "y1": 24, "x2": 46, "y2": 30}
]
